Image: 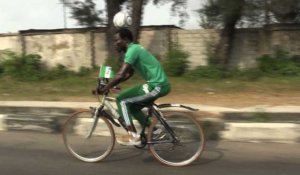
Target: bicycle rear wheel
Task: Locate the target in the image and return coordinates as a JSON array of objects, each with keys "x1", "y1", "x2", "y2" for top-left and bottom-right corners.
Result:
[
  {"x1": 62, "y1": 109, "x2": 115, "y2": 162},
  {"x1": 148, "y1": 112, "x2": 205, "y2": 166}
]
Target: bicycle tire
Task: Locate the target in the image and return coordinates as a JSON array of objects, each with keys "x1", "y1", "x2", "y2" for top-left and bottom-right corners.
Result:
[
  {"x1": 62, "y1": 109, "x2": 115, "y2": 162},
  {"x1": 148, "y1": 112, "x2": 205, "y2": 166}
]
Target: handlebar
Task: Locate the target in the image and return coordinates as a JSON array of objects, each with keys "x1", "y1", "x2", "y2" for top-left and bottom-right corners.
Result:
[{"x1": 94, "y1": 78, "x2": 121, "y2": 96}]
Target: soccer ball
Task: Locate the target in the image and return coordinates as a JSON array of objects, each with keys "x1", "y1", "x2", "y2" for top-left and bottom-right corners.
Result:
[{"x1": 113, "y1": 11, "x2": 132, "y2": 28}]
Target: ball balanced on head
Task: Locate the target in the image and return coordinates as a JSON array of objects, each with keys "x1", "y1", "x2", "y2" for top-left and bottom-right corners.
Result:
[{"x1": 113, "y1": 11, "x2": 132, "y2": 28}]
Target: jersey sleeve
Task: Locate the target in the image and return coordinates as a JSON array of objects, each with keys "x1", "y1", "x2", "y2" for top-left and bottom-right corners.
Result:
[{"x1": 124, "y1": 46, "x2": 138, "y2": 65}]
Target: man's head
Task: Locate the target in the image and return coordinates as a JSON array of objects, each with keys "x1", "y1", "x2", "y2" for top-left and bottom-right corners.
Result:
[{"x1": 114, "y1": 28, "x2": 133, "y2": 53}]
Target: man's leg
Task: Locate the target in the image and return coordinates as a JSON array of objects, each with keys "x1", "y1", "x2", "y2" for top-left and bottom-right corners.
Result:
[
  {"x1": 127, "y1": 84, "x2": 171, "y2": 127},
  {"x1": 118, "y1": 84, "x2": 170, "y2": 127},
  {"x1": 116, "y1": 85, "x2": 142, "y2": 132},
  {"x1": 129, "y1": 105, "x2": 151, "y2": 127},
  {"x1": 116, "y1": 84, "x2": 170, "y2": 145}
]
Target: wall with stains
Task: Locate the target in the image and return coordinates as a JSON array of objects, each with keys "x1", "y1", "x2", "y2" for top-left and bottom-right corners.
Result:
[{"x1": 1, "y1": 24, "x2": 300, "y2": 71}]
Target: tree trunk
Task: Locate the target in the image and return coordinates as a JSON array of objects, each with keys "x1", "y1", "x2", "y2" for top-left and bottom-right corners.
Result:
[
  {"x1": 215, "y1": 0, "x2": 245, "y2": 69},
  {"x1": 130, "y1": 0, "x2": 144, "y2": 43},
  {"x1": 105, "y1": 0, "x2": 121, "y2": 59},
  {"x1": 215, "y1": 22, "x2": 236, "y2": 67}
]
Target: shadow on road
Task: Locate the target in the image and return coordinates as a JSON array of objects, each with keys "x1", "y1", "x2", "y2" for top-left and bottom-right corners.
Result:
[
  {"x1": 190, "y1": 141, "x2": 225, "y2": 166},
  {"x1": 105, "y1": 145, "x2": 145, "y2": 162}
]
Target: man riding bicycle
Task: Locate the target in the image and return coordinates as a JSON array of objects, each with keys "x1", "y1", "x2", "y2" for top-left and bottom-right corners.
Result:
[{"x1": 98, "y1": 28, "x2": 171, "y2": 145}]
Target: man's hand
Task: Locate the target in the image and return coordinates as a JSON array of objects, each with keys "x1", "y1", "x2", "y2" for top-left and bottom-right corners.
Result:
[
  {"x1": 92, "y1": 87, "x2": 108, "y2": 95},
  {"x1": 111, "y1": 86, "x2": 121, "y2": 93},
  {"x1": 92, "y1": 63, "x2": 131, "y2": 96},
  {"x1": 98, "y1": 86, "x2": 109, "y2": 95}
]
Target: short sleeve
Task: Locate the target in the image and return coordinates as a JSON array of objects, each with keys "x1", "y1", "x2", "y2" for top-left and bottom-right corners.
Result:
[{"x1": 125, "y1": 45, "x2": 138, "y2": 65}]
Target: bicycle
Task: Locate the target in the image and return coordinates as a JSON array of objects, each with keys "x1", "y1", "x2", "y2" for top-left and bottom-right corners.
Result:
[{"x1": 62, "y1": 77, "x2": 206, "y2": 167}]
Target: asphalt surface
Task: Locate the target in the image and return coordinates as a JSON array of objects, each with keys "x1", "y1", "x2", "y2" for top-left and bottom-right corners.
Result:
[{"x1": 0, "y1": 131, "x2": 300, "y2": 175}]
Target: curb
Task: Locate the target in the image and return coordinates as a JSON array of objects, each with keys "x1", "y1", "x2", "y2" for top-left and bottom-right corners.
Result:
[
  {"x1": 1, "y1": 101, "x2": 300, "y2": 143},
  {"x1": 0, "y1": 114, "x2": 7, "y2": 131},
  {"x1": 0, "y1": 105, "x2": 75, "y2": 133},
  {"x1": 221, "y1": 122, "x2": 300, "y2": 143}
]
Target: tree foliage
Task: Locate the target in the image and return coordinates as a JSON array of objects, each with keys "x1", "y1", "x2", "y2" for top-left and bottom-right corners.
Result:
[
  {"x1": 65, "y1": 0, "x2": 189, "y2": 59},
  {"x1": 196, "y1": 0, "x2": 245, "y2": 68},
  {"x1": 270, "y1": 0, "x2": 300, "y2": 23},
  {"x1": 197, "y1": 0, "x2": 300, "y2": 29},
  {"x1": 63, "y1": 0, "x2": 105, "y2": 27},
  {"x1": 196, "y1": 0, "x2": 222, "y2": 29},
  {"x1": 196, "y1": 0, "x2": 300, "y2": 69},
  {"x1": 151, "y1": 0, "x2": 189, "y2": 26},
  {"x1": 65, "y1": 0, "x2": 189, "y2": 29}
]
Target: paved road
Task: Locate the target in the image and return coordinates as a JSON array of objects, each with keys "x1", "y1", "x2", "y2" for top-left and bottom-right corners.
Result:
[{"x1": 0, "y1": 131, "x2": 299, "y2": 175}]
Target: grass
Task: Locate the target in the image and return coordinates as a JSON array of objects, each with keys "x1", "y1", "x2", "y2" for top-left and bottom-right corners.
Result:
[
  {"x1": 1, "y1": 72, "x2": 300, "y2": 104},
  {"x1": 170, "y1": 76, "x2": 300, "y2": 93}
]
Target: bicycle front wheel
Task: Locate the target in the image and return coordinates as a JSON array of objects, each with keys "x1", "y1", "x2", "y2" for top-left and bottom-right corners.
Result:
[
  {"x1": 62, "y1": 109, "x2": 115, "y2": 162},
  {"x1": 148, "y1": 112, "x2": 205, "y2": 167}
]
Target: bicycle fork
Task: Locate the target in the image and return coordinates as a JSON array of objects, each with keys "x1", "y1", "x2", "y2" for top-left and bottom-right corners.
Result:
[
  {"x1": 85, "y1": 107, "x2": 101, "y2": 139},
  {"x1": 86, "y1": 106, "x2": 126, "y2": 139}
]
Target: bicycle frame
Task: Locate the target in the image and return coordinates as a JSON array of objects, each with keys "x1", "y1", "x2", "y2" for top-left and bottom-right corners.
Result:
[
  {"x1": 91, "y1": 78, "x2": 199, "y2": 145},
  {"x1": 92, "y1": 90, "x2": 198, "y2": 146},
  {"x1": 63, "y1": 77, "x2": 204, "y2": 166}
]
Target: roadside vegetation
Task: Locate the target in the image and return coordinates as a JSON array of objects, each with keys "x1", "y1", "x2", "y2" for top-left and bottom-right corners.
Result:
[{"x1": 1, "y1": 49, "x2": 300, "y2": 102}]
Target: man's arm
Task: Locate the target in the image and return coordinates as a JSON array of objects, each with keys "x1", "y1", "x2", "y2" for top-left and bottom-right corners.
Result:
[
  {"x1": 121, "y1": 65, "x2": 134, "y2": 82},
  {"x1": 99, "y1": 63, "x2": 133, "y2": 93}
]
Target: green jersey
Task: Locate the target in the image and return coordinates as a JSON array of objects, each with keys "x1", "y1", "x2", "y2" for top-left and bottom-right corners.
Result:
[{"x1": 124, "y1": 43, "x2": 169, "y2": 87}]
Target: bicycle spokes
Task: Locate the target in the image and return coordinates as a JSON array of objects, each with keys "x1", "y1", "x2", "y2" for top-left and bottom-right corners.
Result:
[
  {"x1": 62, "y1": 110, "x2": 115, "y2": 163},
  {"x1": 148, "y1": 112, "x2": 205, "y2": 166}
]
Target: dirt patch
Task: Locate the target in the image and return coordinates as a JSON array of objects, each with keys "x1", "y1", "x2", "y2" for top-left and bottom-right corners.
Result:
[
  {"x1": 60, "y1": 91, "x2": 300, "y2": 108},
  {"x1": 158, "y1": 91, "x2": 300, "y2": 108}
]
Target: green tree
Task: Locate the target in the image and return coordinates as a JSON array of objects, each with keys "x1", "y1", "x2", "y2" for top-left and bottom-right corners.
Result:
[
  {"x1": 121, "y1": 0, "x2": 189, "y2": 42},
  {"x1": 105, "y1": 0, "x2": 126, "y2": 58},
  {"x1": 64, "y1": 0, "x2": 125, "y2": 58},
  {"x1": 196, "y1": 0, "x2": 300, "y2": 69},
  {"x1": 63, "y1": 0, "x2": 105, "y2": 27},
  {"x1": 196, "y1": 0, "x2": 222, "y2": 29},
  {"x1": 152, "y1": 0, "x2": 189, "y2": 26},
  {"x1": 197, "y1": 0, "x2": 245, "y2": 68},
  {"x1": 269, "y1": 0, "x2": 300, "y2": 23},
  {"x1": 65, "y1": 0, "x2": 188, "y2": 59}
]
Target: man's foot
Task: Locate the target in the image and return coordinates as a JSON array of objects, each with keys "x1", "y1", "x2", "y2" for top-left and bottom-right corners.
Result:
[
  {"x1": 152, "y1": 128, "x2": 167, "y2": 140},
  {"x1": 116, "y1": 132, "x2": 141, "y2": 146}
]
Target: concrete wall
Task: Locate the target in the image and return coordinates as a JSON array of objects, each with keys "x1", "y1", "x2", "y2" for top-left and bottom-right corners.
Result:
[
  {"x1": 0, "y1": 28, "x2": 173, "y2": 71},
  {"x1": 93, "y1": 32, "x2": 108, "y2": 67},
  {"x1": 266, "y1": 24, "x2": 300, "y2": 55},
  {"x1": 1, "y1": 24, "x2": 300, "y2": 71},
  {"x1": 139, "y1": 29, "x2": 170, "y2": 59},
  {"x1": 0, "y1": 34, "x2": 22, "y2": 59},
  {"x1": 24, "y1": 32, "x2": 93, "y2": 71},
  {"x1": 230, "y1": 29, "x2": 261, "y2": 68},
  {"x1": 171, "y1": 29, "x2": 219, "y2": 68}
]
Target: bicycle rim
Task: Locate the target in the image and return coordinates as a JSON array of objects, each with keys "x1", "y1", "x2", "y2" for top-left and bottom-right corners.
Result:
[
  {"x1": 148, "y1": 112, "x2": 205, "y2": 166},
  {"x1": 62, "y1": 109, "x2": 115, "y2": 162}
]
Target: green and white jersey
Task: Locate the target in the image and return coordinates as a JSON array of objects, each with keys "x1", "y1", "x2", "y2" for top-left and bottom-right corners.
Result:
[{"x1": 125, "y1": 43, "x2": 169, "y2": 87}]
